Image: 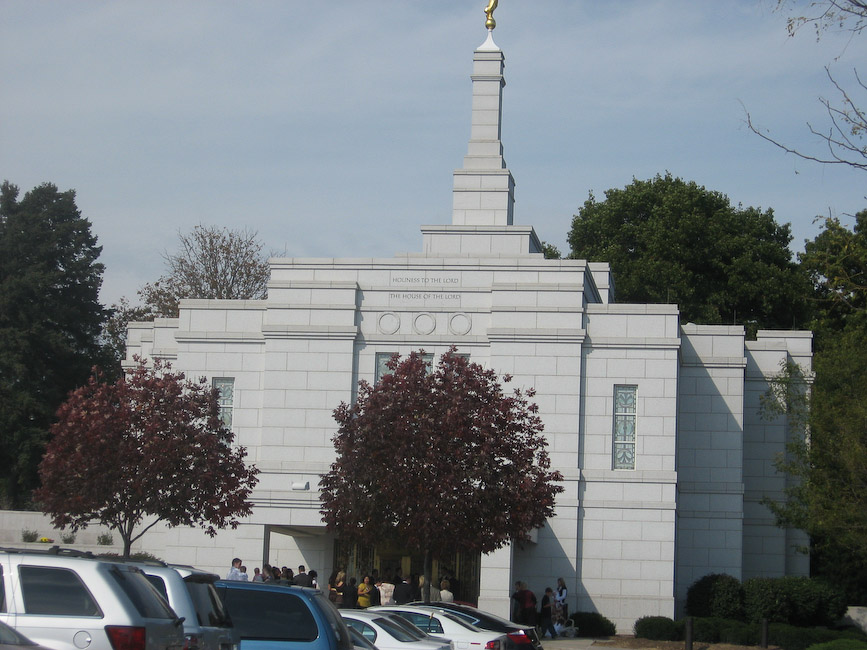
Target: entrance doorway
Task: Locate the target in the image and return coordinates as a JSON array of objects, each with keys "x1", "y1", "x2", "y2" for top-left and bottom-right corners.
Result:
[{"x1": 332, "y1": 539, "x2": 480, "y2": 604}]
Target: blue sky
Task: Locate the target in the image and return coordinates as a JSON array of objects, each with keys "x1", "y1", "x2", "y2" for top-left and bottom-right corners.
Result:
[{"x1": 2, "y1": 1, "x2": 865, "y2": 306}]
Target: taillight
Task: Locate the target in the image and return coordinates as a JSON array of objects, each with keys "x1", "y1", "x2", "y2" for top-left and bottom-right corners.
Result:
[
  {"x1": 507, "y1": 632, "x2": 533, "y2": 645},
  {"x1": 484, "y1": 641, "x2": 500, "y2": 650},
  {"x1": 184, "y1": 634, "x2": 203, "y2": 650},
  {"x1": 105, "y1": 626, "x2": 146, "y2": 650}
]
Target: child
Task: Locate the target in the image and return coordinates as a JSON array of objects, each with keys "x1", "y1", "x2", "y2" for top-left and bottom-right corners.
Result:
[{"x1": 540, "y1": 587, "x2": 557, "y2": 639}]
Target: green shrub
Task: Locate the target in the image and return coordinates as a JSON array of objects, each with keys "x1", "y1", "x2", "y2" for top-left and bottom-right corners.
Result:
[
  {"x1": 782, "y1": 577, "x2": 847, "y2": 626},
  {"x1": 718, "y1": 620, "x2": 760, "y2": 646},
  {"x1": 572, "y1": 611, "x2": 616, "y2": 637},
  {"x1": 686, "y1": 573, "x2": 745, "y2": 620},
  {"x1": 744, "y1": 576, "x2": 847, "y2": 626},
  {"x1": 807, "y1": 640, "x2": 867, "y2": 650},
  {"x1": 768, "y1": 623, "x2": 851, "y2": 650},
  {"x1": 98, "y1": 551, "x2": 164, "y2": 562},
  {"x1": 60, "y1": 531, "x2": 76, "y2": 544},
  {"x1": 690, "y1": 617, "x2": 743, "y2": 643},
  {"x1": 634, "y1": 616, "x2": 680, "y2": 641},
  {"x1": 96, "y1": 532, "x2": 114, "y2": 545},
  {"x1": 21, "y1": 529, "x2": 38, "y2": 542}
]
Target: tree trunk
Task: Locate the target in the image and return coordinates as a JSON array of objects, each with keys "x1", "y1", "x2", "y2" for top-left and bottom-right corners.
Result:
[{"x1": 423, "y1": 548, "x2": 432, "y2": 603}]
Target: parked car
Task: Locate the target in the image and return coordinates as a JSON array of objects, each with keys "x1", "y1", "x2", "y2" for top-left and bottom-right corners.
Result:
[
  {"x1": 0, "y1": 620, "x2": 53, "y2": 650},
  {"x1": 129, "y1": 560, "x2": 237, "y2": 650},
  {"x1": 0, "y1": 546, "x2": 185, "y2": 650},
  {"x1": 348, "y1": 626, "x2": 378, "y2": 650},
  {"x1": 340, "y1": 610, "x2": 450, "y2": 650},
  {"x1": 407, "y1": 603, "x2": 541, "y2": 650},
  {"x1": 369, "y1": 606, "x2": 504, "y2": 650},
  {"x1": 215, "y1": 580, "x2": 353, "y2": 650}
]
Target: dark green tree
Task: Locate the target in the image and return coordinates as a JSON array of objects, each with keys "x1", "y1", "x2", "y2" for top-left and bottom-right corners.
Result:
[
  {"x1": 567, "y1": 174, "x2": 810, "y2": 331},
  {"x1": 799, "y1": 210, "x2": 867, "y2": 342},
  {"x1": 762, "y1": 212, "x2": 867, "y2": 603},
  {"x1": 0, "y1": 181, "x2": 106, "y2": 507}
]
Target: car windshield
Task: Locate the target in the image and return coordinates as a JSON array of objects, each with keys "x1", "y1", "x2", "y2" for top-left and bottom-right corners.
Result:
[
  {"x1": 382, "y1": 615, "x2": 428, "y2": 640},
  {"x1": 441, "y1": 611, "x2": 480, "y2": 631},
  {"x1": 374, "y1": 616, "x2": 423, "y2": 642}
]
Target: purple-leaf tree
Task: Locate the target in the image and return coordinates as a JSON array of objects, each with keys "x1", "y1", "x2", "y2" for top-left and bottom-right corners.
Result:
[
  {"x1": 35, "y1": 357, "x2": 259, "y2": 557},
  {"x1": 320, "y1": 348, "x2": 563, "y2": 601}
]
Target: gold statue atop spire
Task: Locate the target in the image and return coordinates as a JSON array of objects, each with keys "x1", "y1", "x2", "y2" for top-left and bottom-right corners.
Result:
[{"x1": 484, "y1": 0, "x2": 498, "y2": 30}]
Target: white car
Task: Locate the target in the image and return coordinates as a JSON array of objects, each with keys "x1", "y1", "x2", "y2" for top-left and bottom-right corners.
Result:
[
  {"x1": 341, "y1": 610, "x2": 451, "y2": 650},
  {"x1": 370, "y1": 606, "x2": 506, "y2": 650}
]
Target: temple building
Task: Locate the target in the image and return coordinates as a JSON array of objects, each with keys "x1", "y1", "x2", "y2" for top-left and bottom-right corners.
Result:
[{"x1": 125, "y1": 16, "x2": 809, "y2": 630}]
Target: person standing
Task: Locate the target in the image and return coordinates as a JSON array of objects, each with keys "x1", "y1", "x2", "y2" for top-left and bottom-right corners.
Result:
[
  {"x1": 393, "y1": 576, "x2": 412, "y2": 604},
  {"x1": 226, "y1": 558, "x2": 244, "y2": 581},
  {"x1": 518, "y1": 582, "x2": 537, "y2": 626},
  {"x1": 555, "y1": 577, "x2": 568, "y2": 622},
  {"x1": 357, "y1": 575, "x2": 373, "y2": 608},
  {"x1": 539, "y1": 588, "x2": 557, "y2": 639},
  {"x1": 331, "y1": 571, "x2": 346, "y2": 607},
  {"x1": 295, "y1": 565, "x2": 311, "y2": 587},
  {"x1": 439, "y1": 579, "x2": 454, "y2": 603}
]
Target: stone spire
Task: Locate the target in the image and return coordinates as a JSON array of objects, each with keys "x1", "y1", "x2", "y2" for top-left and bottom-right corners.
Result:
[{"x1": 451, "y1": 30, "x2": 515, "y2": 227}]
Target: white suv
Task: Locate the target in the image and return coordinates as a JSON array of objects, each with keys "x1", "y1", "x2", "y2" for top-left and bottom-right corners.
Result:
[{"x1": 0, "y1": 547, "x2": 185, "y2": 650}]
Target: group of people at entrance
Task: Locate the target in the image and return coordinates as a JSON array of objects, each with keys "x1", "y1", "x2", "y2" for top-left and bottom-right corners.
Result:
[
  {"x1": 328, "y1": 570, "x2": 455, "y2": 609},
  {"x1": 512, "y1": 578, "x2": 568, "y2": 640},
  {"x1": 226, "y1": 558, "x2": 319, "y2": 587}
]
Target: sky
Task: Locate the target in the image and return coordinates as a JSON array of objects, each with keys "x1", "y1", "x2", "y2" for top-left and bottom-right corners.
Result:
[{"x1": 2, "y1": 1, "x2": 865, "y2": 306}]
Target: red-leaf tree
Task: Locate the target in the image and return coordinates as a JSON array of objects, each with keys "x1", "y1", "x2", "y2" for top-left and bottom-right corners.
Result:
[
  {"x1": 320, "y1": 348, "x2": 563, "y2": 600},
  {"x1": 35, "y1": 357, "x2": 259, "y2": 557}
]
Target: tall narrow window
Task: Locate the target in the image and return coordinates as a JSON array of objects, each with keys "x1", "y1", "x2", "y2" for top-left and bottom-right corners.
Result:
[
  {"x1": 212, "y1": 377, "x2": 235, "y2": 427},
  {"x1": 375, "y1": 353, "x2": 396, "y2": 384},
  {"x1": 613, "y1": 385, "x2": 637, "y2": 470}
]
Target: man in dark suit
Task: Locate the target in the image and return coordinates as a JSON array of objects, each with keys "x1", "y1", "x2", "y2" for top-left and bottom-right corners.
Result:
[
  {"x1": 294, "y1": 565, "x2": 312, "y2": 587},
  {"x1": 393, "y1": 577, "x2": 412, "y2": 604}
]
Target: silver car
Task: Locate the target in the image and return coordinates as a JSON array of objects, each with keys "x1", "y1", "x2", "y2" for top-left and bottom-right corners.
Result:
[
  {"x1": 0, "y1": 547, "x2": 185, "y2": 650},
  {"x1": 131, "y1": 561, "x2": 237, "y2": 650}
]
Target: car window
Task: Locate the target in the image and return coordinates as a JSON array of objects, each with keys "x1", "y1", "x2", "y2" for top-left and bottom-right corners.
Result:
[
  {"x1": 345, "y1": 619, "x2": 377, "y2": 642},
  {"x1": 394, "y1": 612, "x2": 444, "y2": 634},
  {"x1": 0, "y1": 564, "x2": 5, "y2": 612},
  {"x1": 108, "y1": 566, "x2": 177, "y2": 619},
  {"x1": 382, "y1": 614, "x2": 427, "y2": 639},
  {"x1": 375, "y1": 615, "x2": 420, "y2": 642},
  {"x1": 223, "y1": 589, "x2": 319, "y2": 641},
  {"x1": 185, "y1": 579, "x2": 229, "y2": 627},
  {"x1": 19, "y1": 566, "x2": 101, "y2": 617},
  {"x1": 146, "y1": 574, "x2": 169, "y2": 601},
  {"x1": 442, "y1": 612, "x2": 479, "y2": 631}
]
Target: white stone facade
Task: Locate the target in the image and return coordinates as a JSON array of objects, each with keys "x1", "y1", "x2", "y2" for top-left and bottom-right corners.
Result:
[{"x1": 123, "y1": 34, "x2": 809, "y2": 632}]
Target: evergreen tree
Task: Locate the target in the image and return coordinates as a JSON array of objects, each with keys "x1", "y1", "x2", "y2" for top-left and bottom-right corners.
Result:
[{"x1": 0, "y1": 181, "x2": 106, "y2": 507}]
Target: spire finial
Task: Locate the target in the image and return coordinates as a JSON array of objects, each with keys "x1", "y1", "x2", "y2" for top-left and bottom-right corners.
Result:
[{"x1": 484, "y1": 0, "x2": 498, "y2": 30}]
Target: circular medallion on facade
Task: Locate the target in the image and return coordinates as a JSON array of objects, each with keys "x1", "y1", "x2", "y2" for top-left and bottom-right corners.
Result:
[
  {"x1": 378, "y1": 312, "x2": 400, "y2": 335},
  {"x1": 413, "y1": 312, "x2": 436, "y2": 335},
  {"x1": 449, "y1": 312, "x2": 472, "y2": 336}
]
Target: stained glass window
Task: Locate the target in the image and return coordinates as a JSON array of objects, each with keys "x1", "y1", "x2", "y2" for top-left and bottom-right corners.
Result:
[
  {"x1": 212, "y1": 377, "x2": 235, "y2": 427},
  {"x1": 375, "y1": 352, "x2": 435, "y2": 383},
  {"x1": 613, "y1": 385, "x2": 636, "y2": 470}
]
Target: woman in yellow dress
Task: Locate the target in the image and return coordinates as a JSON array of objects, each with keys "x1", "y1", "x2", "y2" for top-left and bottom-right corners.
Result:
[{"x1": 357, "y1": 575, "x2": 373, "y2": 608}]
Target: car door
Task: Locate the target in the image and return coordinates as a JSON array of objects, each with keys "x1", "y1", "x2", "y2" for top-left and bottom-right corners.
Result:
[{"x1": 10, "y1": 564, "x2": 105, "y2": 650}]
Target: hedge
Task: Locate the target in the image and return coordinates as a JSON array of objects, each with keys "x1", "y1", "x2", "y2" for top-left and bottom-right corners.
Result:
[
  {"x1": 572, "y1": 611, "x2": 617, "y2": 637},
  {"x1": 685, "y1": 573, "x2": 745, "y2": 620}
]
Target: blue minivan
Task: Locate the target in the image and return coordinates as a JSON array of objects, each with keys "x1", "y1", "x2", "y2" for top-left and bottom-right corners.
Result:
[{"x1": 215, "y1": 581, "x2": 353, "y2": 650}]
